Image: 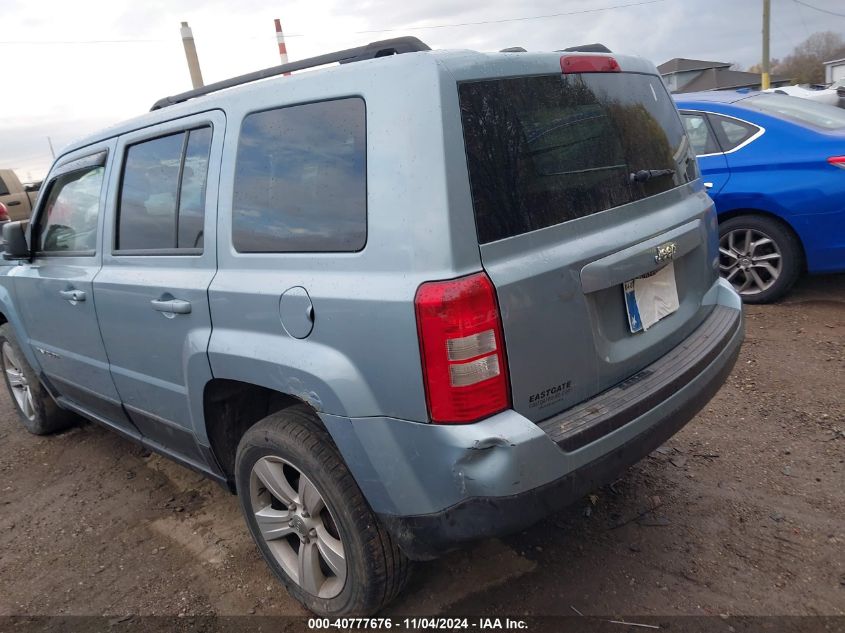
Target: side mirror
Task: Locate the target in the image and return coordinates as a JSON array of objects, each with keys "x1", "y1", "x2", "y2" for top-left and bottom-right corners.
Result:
[{"x1": 3, "y1": 221, "x2": 30, "y2": 260}]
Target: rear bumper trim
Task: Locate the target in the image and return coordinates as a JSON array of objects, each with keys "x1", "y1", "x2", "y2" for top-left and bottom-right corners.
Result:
[{"x1": 538, "y1": 305, "x2": 740, "y2": 451}]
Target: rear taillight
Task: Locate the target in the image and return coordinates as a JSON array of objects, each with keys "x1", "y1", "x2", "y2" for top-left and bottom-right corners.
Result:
[
  {"x1": 827, "y1": 156, "x2": 845, "y2": 169},
  {"x1": 0, "y1": 203, "x2": 8, "y2": 222},
  {"x1": 414, "y1": 272, "x2": 510, "y2": 424},
  {"x1": 560, "y1": 55, "x2": 620, "y2": 74}
]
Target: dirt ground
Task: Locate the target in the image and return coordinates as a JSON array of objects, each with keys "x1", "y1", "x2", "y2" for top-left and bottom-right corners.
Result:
[{"x1": 0, "y1": 275, "x2": 843, "y2": 620}]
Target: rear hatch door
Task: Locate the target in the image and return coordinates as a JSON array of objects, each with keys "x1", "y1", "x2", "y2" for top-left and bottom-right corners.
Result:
[{"x1": 455, "y1": 55, "x2": 719, "y2": 423}]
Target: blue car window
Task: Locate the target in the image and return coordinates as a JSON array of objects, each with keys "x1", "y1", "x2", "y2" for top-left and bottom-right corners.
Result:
[
  {"x1": 681, "y1": 113, "x2": 720, "y2": 155},
  {"x1": 710, "y1": 115, "x2": 758, "y2": 151},
  {"x1": 745, "y1": 94, "x2": 845, "y2": 131}
]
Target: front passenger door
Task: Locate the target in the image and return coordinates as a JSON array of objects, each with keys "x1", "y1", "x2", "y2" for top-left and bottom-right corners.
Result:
[{"x1": 11, "y1": 145, "x2": 137, "y2": 431}]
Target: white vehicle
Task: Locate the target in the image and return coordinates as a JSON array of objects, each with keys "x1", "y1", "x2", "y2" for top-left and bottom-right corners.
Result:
[{"x1": 766, "y1": 84, "x2": 840, "y2": 106}]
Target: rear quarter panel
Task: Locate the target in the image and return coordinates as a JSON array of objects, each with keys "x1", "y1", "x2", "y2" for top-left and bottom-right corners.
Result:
[{"x1": 206, "y1": 53, "x2": 483, "y2": 424}]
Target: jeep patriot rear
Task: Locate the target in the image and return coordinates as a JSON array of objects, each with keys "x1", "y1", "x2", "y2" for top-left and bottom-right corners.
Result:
[{"x1": 0, "y1": 38, "x2": 743, "y2": 615}]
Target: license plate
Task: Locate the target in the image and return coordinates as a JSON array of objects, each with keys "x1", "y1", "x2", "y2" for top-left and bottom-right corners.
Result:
[{"x1": 623, "y1": 262, "x2": 680, "y2": 333}]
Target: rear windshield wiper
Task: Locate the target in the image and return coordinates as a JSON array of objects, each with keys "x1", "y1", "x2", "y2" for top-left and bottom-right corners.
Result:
[{"x1": 629, "y1": 169, "x2": 675, "y2": 183}]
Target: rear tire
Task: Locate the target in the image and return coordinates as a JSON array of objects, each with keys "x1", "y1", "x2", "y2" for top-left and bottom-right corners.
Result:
[
  {"x1": 235, "y1": 404, "x2": 410, "y2": 616},
  {"x1": 718, "y1": 215, "x2": 802, "y2": 304},
  {"x1": 0, "y1": 324, "x2": 76, "y2": 435}
]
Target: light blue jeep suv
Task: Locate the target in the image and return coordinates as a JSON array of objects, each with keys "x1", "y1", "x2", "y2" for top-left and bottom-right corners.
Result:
[{"x1": 0, "y1": 38, "x2": 743, "y2": 615}]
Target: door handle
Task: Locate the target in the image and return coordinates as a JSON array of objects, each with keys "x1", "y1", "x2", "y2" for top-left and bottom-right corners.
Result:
[
  {"x1": 59, "y1": 289, "x2": 86, "y2": 302},
  {"x1": 7, "y1": 200, "x2": 21, "y2": 206},
  {"x1": 151, "y1": 298, "x2": 192, "y2": 314},
  {"x1": 704, "y1": 182, "x2": 714, "y2": 190}
]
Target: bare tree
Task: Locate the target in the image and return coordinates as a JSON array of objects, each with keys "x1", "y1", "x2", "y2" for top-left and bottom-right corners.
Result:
[
  {"x1": 747, "y1": 59, "x2": 780, "y2": 75},
  {"x1": 766, "y1": 31, "x2": 845, "y2": 85}
]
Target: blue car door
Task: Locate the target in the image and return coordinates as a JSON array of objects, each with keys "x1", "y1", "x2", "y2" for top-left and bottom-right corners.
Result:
[{"x1": 680, "y1": 110, "x2": 731, "y2": 195}]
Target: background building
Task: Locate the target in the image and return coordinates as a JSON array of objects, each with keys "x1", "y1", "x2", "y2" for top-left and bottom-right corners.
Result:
[
  {"x1": 823, "y1": 57, "x2": 845, "y2": 84},
  {"x1": 659, "y1": 58, "x2": 790, "y2": 93}
]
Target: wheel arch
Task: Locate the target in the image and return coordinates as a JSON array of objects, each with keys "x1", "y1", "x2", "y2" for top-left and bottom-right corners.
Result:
[{"x1": 202, "y1": 378, "x2": 324, "y2": 488}]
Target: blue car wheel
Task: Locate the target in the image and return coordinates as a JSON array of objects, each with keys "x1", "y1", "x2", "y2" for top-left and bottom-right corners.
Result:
[{"x1": 718, "y1": 215, "x2": 803, "y2": 304}]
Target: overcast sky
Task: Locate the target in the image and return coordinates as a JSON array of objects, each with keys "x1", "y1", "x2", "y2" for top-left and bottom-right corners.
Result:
[{"x1": 1, "y1": 0, "x2": 842, "y2": 180}]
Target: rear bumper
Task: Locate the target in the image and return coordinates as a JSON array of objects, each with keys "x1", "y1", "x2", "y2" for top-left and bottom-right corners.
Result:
[{"x1": 321, "y1": 279, "x2": 743, "y2": 560}]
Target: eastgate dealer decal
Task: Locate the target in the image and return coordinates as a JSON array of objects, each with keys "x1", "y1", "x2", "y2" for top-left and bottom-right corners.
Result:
[{"x1": 527, "y1": 380, "x2": 572, "y2": 409}]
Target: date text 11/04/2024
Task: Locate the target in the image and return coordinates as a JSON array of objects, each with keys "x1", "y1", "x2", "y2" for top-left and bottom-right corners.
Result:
[{"x1": 307, "y1": 618, "x2": 529, "y2": 629}]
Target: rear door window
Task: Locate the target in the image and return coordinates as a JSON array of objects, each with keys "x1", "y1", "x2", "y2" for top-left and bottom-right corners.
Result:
[
  {"x1": 116, "y1": 127, "x2": 212, "y2": 253},
  {"x1": 459, "y1": 73, "x2": 694, "y2": 244},
  {"x1": 682, "y1": 112, "x2": 721, "y2": 155},
  {"x1": 232, "y1": 97, "x2": 367, "y2": 253}
]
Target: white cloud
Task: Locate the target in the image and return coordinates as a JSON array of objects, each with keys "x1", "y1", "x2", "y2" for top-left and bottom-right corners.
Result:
[{"x1": 0, "y1": 0, "x2": 840, "y2": 179}]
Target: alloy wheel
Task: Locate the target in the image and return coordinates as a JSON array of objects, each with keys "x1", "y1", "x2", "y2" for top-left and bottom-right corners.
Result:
[
  {"x1": 2, "y1": 342, "x2": 35, "y2": 421},
  {"x1": 249, "y1": 455, "x2": 347, "y2": 599},
  {"x1": 719, "y1": 228, "x2": 782, "y2": 296}
]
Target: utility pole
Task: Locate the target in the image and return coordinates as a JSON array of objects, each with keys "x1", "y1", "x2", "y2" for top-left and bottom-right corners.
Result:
[
  {"x1": 180, "y1": 21, "x2": 204, "y2": 89},
  {"x1": 761, "y1": 0, "x2": 771, "y2": 90}
]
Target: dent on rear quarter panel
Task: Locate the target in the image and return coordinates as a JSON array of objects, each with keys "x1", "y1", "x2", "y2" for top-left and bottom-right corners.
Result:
[{"x1": 320, "y1": 409, "x2": 566, "y2": 516}]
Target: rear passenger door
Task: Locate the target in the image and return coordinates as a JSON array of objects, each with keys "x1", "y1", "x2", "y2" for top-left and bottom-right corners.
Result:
[
  {"x1": 93, "y1": 111, "x2": 224, "y2": 464},
  {"x1": 680, "y1": 110, "x2": 731, "y2": 195}
]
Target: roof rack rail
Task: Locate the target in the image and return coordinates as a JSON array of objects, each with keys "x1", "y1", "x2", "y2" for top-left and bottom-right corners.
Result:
[
  {"x1": 150, "y1": 36, "x2": 431, "y2": 111},
  {"x1": 560, "y1": 43, "x2": 612, "y2": 53}
]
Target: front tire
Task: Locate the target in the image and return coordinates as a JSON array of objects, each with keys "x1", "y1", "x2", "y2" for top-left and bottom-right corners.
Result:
[
  {"x1": 718, "y1": 215, "x2": 802, "y2": 304},
  {"x1": 0, "y1": 324, "x2": 76, "y2": 435},
  {"x1": 235, "y1": 405, "x2": 410, "y2": 616}
]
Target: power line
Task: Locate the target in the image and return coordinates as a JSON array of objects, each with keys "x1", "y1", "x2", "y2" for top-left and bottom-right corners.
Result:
[
  {"x1": 0, "y1": 0, "x2": 666, "y2": 45},
  {"x1": 0, "y1": 38, "x2": 168, "y2": 44},
  {"x1": 792, "y1": 0, "x2": 811, "y2": 38},
  {"x1": 791, "y1": 0, "x2": 845, "y2": 18},
  {"x1": 354, "y1": 0, "x2": 666, "y2": 34}
]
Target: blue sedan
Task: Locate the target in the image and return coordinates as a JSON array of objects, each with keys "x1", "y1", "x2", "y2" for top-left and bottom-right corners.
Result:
[{"x1": 674, "y1": 91, "x2": 845, "y2": 303}]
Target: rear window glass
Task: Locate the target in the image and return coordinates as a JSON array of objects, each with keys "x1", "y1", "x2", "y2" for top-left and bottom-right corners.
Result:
[
  {"x1": 459, "y1": 73, "x2": 695, "y2": 244},
  {"x1": 712, "y1": 115, "x2": 758, "y2": 149},
  {"x1": 232, "y1": 97, "x2": 366, "y2": 253},
  {"x1": 744, "y1": 94, "x2": 845, "y2": 130}
]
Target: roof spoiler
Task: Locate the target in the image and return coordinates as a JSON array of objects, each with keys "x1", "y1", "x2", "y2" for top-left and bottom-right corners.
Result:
[{"x1": 150, "y1": 36, "x2": 431, "y2": 111}]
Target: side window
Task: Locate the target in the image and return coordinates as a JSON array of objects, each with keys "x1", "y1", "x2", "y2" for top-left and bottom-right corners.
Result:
[
  {"x1": 232, "y1": 97, "x2": 366, "y2": 253},
  {"x1": 116, "y1": 126, "x2": 211, "y2": 252},
  {"x1": 682, "y1": 113, "x2": 721, "y2": 155},
  {"x1": 0, "y1": 176, "x2": 9, "y2": 196},
  {"x1": 711, "y1": 115, "x2": 759, "y2": 151},
  {"x1": 178, "y1": 127, "x2": 212, "y2": 249},
  {"x1": 36, "y1": 166, "x2": 105, "y2": 254}
]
